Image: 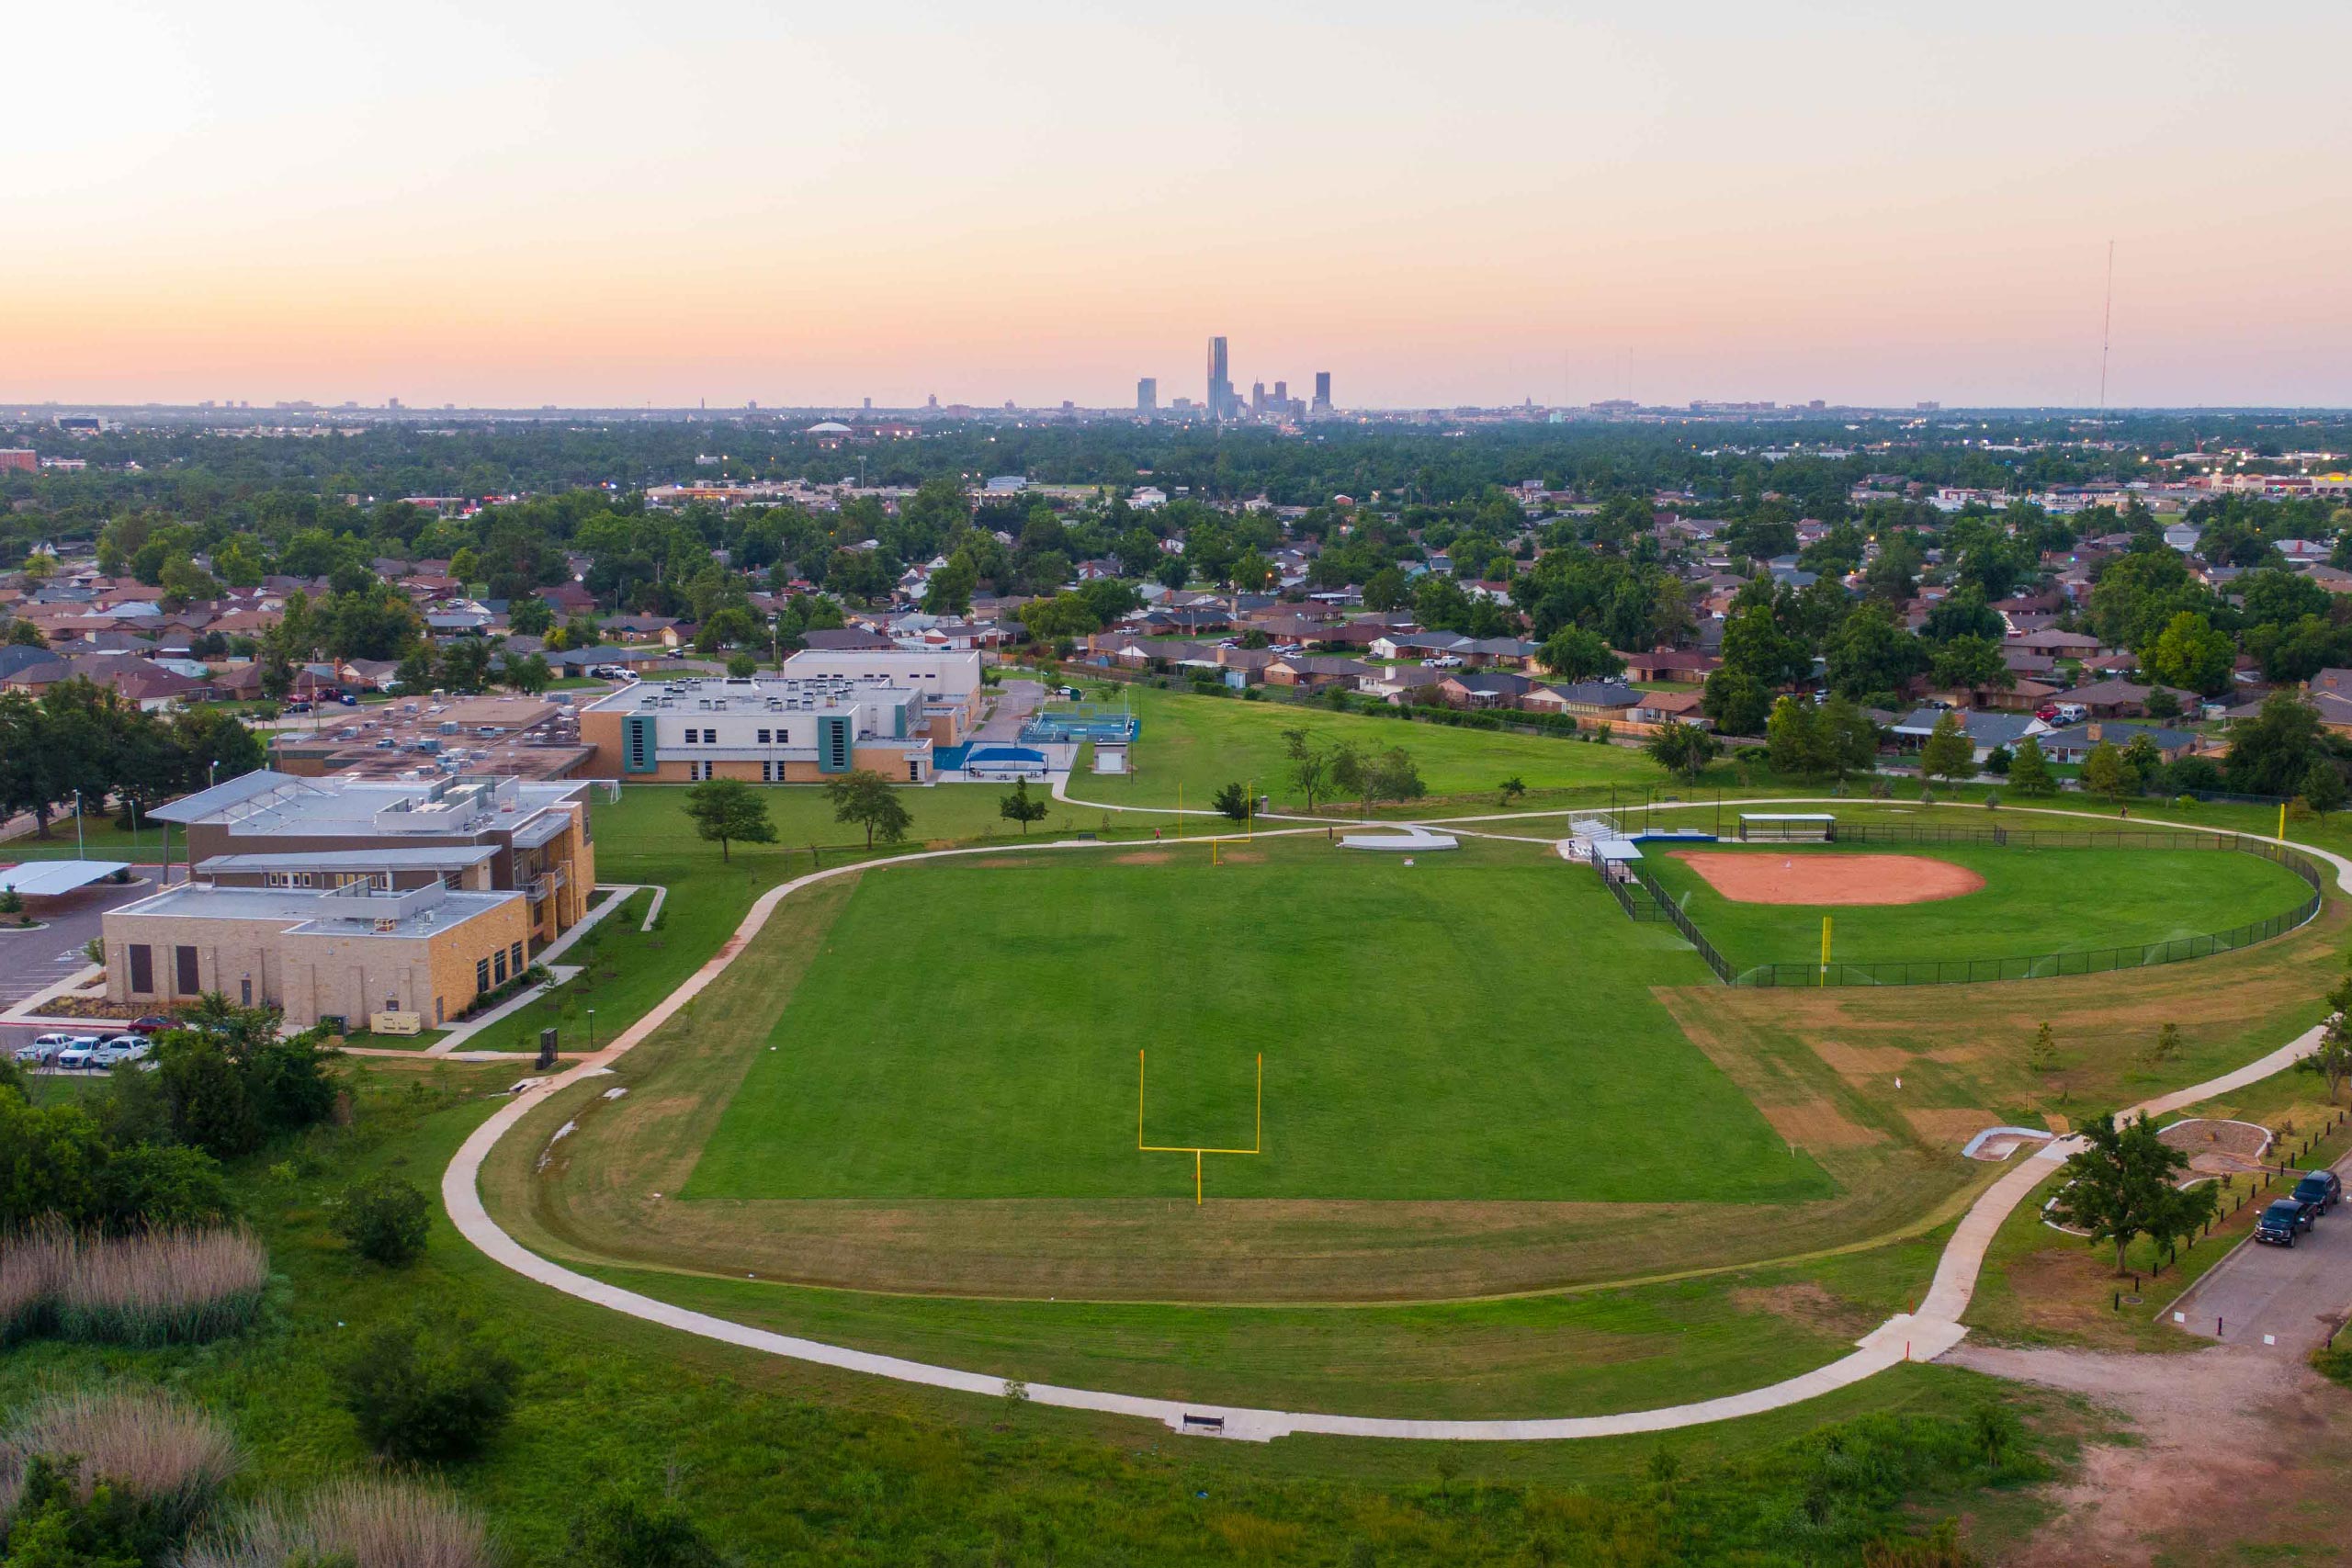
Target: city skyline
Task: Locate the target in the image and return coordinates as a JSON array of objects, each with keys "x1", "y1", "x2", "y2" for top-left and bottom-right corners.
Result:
[{"x1": 4, "y1": 2, "x2": 2348, "y2": 410}]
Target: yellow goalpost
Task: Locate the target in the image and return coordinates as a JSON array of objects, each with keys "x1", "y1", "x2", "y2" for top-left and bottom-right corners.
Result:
[{"x1": 1137, "y1": 1048, "x2": 1263, "y2": 1204}]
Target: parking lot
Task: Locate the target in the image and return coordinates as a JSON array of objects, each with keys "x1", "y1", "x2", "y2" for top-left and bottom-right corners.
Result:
[
  {"x1": 2174, "y1": 1146, "x2": 2352, "y2": 1353},
  {"x1": 0, "y1": 863, "x2": 165, "y2": 1048}
]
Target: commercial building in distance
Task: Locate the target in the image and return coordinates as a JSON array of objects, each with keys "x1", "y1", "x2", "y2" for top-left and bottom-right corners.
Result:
[
  {"x1": 576, "y1": 669, "x2": 964, "y2": 784},
  {"x1": 148, "y1": 768, "x2": 599, "y2": 951},
  {"x1": 101, "y1": 877, "x2": 533, "y2": 1032},
  {"x1": 779, "y1": 647, "x2": 982, "y2": 709}
]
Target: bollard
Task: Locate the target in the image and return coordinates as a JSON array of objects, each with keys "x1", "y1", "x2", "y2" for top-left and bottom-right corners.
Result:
[
  {"x1": 2218, "y1": 1315, "x2": 2223, "y2": 1337},
  {"x1": 2113, "y1": 1291, "x2": 2120, "y2": 1312}
]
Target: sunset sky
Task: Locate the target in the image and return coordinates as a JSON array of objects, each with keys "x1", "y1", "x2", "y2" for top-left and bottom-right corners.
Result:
[{"x1": 7, "y1": 1, "x2": 2348, "y2": 410}]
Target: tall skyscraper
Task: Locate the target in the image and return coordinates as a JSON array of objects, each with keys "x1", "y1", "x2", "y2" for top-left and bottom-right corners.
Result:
[
  {"x1": 1250, "y1": 379, "x2": 1266, "y2": 414},
  {"x1": 1136, "y1": 377, "x2": 1158, "y2": 414},
  {"x1": 1206, "y1": 335, "x2": 1233, "y2": 420},
  {"x1": 1312, "y1": 371, "x2": 1332, "y2": 413}
]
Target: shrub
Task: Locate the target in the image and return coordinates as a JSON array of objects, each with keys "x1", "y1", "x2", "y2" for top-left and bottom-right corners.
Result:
[
  {"x1": 176, "y1": 1478, "x2": 492, "y2": 1568},
  {"x1": 328, "y1": 1176, "x2": 431, "y2": 1266},
  {"x1": 0, "y1": 1387, "x2": 240, "y2": 1541},
  {"x1": 3, "y1": 1224, "x2": 267, "y2": 1347},
  {"x1": 566, "y1": 1483, "x2": 721, "y2": 1568},
  {"x1": 337, "y1": 1318, "x2": 518, "y2": 1463}
]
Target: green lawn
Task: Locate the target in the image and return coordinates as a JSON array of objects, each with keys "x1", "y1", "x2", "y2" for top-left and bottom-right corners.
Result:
[
  {"x1": 684, "y1": 839, "x2": 1829, "y2": 1203},
  {"x1": 1066, "y1": 683, "x2": 1658, "y2": 812},
  {"x1": 1639, "y1": 841, "x2": 2317, "y2": 973}
]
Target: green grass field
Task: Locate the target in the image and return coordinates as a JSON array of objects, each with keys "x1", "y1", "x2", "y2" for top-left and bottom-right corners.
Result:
[
  {"x1": 684, "y1": 839, "x2": 1828, "y2": 1204},
  {"x1": 1065, "y1": 683, "x2": 1658, "y2": 811},
  {"x1": 1638, "y1": 841, "x2": 2315, "y2": 971}
]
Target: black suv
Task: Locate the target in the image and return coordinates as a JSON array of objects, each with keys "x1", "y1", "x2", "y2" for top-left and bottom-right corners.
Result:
[
  {"x1": 2256, "y1": 1198, "x2": 2317, "y2": 1247},
  {"x1": 2291, "y1": 1168, "x2": 2343, "y2": 1214}
]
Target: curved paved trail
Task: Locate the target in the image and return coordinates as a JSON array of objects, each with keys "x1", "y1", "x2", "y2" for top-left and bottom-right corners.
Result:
[{"x1": 443, "y1": 794, "x2": 2350, "y2": 1442}]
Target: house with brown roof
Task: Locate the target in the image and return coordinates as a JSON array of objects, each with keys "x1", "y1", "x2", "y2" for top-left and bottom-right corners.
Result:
[
  {"x1": 1263, "y1": 654, "x2": 1370, "y2": 693},
  {"x1": 1615, "y1": 648, "x2": 1718, "y2": 682},
  {"x1": 2053, "y1": 677, "x2": 2198, "y2": 719}
]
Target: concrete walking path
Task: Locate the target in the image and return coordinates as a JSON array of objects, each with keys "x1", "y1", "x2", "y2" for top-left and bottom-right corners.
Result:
[{"x1": 442, "y1": 799, "x2": 2352, "y2": 1442}]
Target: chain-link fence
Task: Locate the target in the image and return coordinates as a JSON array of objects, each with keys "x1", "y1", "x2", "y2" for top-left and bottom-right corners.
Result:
[{"x1": 1724, "y1": 832, "x2": 2325, "y2": 987}]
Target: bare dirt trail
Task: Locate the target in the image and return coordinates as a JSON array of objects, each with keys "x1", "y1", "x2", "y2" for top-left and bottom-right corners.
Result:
[{"x1": 1949, "y1": 1342, "x2": 2352, "y2": 1564}]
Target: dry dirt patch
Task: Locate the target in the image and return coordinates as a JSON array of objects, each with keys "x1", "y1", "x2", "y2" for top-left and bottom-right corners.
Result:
[
  {"x1": 1668, "y1": 849, "x2": 1985, "y2": 905},
  {"x1": 1114, "y1": 851, "x2": 1173, "y2": 864},
  {"x1": 1759, "y1": 1099, "x2": 1883, "y2": 1148}
]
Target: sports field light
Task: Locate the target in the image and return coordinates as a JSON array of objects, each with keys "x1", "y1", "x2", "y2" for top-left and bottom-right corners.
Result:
[{"x1": 1137, "y1": 1049, "x2": 1262, "y2": 1205}]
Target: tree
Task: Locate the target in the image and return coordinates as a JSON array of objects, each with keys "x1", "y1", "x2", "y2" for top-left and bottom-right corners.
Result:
[
  {"x1": 2227, "y1": 690, "x2": 2328, "y2": 796},
  {"x1": 329, "y1": 1174, "x2": 433, "y2": 1265},
  {"x1": 1281, "y1": 727, "x2": 1335, "y2": 811},
  {"x1": 1211, "y1": 782, "x2": 1250, "y2": 820},
  {"x1": 822, "y1": 769, "x2": 911, "y2": 849},
  {"x1": 922, "y1": 552, "x2": 978, "y2": 615},
  {"x1": 1766, "y1": 696, "x2": 1826, "y2": 777},
  {"x1": 681, "y1": 778, "x2": 774, "y2": 862},
  {"x1": 1815, "y1": 697, "x2": 1880, "y2": 784},
  {"x1": 1362, "y1": 566, "x2": 1408, "y2": 611},
  {"x1": 999, "y1": 777, "x2": 1049, "y2": 835},
  {"x1": 2301, "y1": 760, "x2": 2347, "y2": 820},
  {"x1": 2007, "y1": 736, "x2": 2057, "y2": 796},
  {"x1": 154, "y1": 1033, "x2": 259, "y2": 1159},
  {"x1": 2142, "y1": 611, "x2": 2235, "y2": 696},
  {"x1": 1498, "y1": 775, "x2": 1526, "y2": 806},
  {"x1": 1918, "y1": 711, "x2": 1976, "y2": 786},
  {"x1": 1700, "y1": 669, "x2": 1771, "y2": 737},
  {"x1": 1644, "y1": 719, "x2": 1719, "y2": 783},
  {"x1": 2300, "y1": 1005, "x2": 2352, "y2": 1104},
  {"x1": 1537, "y1": 626, "x2": 1624, "y2": 682},
  {"x1": 1928, "y1": 635, "x2": 2012, "y2": 694},
  {"x1": 1359, "y1": 747, "x2": 1426, "y2": 812},
  {"x1": 2049, "y1": 1112, "x2": 2215, "y2": 1273},
  {"x1": 2080, "y1": 739, "x2": 2133, "y2": 801},
  {"x1": 339, "y1": 1315, "x2": 519, "y2": 1463},
  {"x1": 2027, "y1": 1022, "x2": 2057, "y2": 1074},
  {"x1": 504, "y1": 652, "x2": 553, "y2": 695},
  {"x1": 507, "y1": 595, "x2": 555, "y2": 637}
]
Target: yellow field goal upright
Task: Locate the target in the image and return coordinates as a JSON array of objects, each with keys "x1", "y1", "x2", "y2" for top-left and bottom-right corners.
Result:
[{"x1": 1137, "y1": 1048, "x2": 1262, "y2": 1204}]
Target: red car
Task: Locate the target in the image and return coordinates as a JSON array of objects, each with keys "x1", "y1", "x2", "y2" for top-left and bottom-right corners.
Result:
[{"x1": 126, "y1": 1015, "x2": 175, "y2": 1034}]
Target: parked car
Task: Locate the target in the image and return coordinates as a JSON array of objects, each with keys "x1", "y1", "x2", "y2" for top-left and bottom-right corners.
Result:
[
  {"x1": 53, "y1": 1036, "x2": 105, "y2": 1070},
  {"x1": 2052, "y1": 702, "x2": 2088, "y2": 723},
  {"x1": 126, "y1": 1015, "x2": 175, "y2": 1034},
  {"x1": 14, "y1": 1033, "x2": 78, "y2": 1066},
  {"x1": 337, "y1": 694, "x2": 360, "y2": 706},
  {"x1": 2256, "y1": 1197, "x2": 2318, "y2": 1246},
  {"x1": 2291, "y1": 1169, "x2": 2344, "y2": 1215},
  {"x1": 91, "y1": 1035, "x2": 147, "y2": 1067},
  {"x1": 287, "y1": 700, "x2": 312, "y2": 714}
]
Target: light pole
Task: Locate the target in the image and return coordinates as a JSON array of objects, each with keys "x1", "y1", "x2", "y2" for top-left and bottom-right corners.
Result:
[
  {"x1": 586, "y1": 1009, "x2": 595, "y2": 1055},
  {"x1": 73, "y1": 790, "x2": 83, "y2": 858}
]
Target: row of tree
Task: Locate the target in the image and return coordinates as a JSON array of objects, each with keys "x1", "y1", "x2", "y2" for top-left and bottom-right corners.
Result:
[{"x1": 0, "y1": 680, "x2": 266, "y2": 838}]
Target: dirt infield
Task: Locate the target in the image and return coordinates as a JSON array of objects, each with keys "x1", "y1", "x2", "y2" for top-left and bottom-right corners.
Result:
[{"x1": 1667, "y1": 850, "x2": 1985, "y2": 906}]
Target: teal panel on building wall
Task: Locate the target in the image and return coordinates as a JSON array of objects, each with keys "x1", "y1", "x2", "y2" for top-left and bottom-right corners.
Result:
[{"x1": 623, "y1": 715, "x2": 657, "y2": 773}]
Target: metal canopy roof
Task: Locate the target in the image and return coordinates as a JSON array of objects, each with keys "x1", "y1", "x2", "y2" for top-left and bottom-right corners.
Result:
[{"x1": 0, "y1": 860, "x2": 133, "y2": 897}]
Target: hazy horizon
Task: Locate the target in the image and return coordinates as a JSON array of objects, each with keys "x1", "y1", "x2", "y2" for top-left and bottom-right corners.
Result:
[{"x1": 7, "y1": 1, "x2": 2347, "y2": 411}]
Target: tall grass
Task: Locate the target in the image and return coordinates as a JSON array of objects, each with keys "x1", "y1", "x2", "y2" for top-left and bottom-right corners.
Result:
[
  {"x1": 0, "y1": 1387, "x2": 241, "y2": 1530},
  {"x1": 0, "y1": 1224, "x2": 268, "y2": 1347},
  {"x1": 175, "y1": 1480, "x2": 495, "y2": 1568}
]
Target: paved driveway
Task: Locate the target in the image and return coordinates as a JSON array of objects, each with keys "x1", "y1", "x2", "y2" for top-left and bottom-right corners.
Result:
[
  {"x1": 2172, "y1": 1145, "x2": 2352, "y2": 1353},
  {"x1": 970, "y1": 679, "x2": 1045, "y2": 742}
]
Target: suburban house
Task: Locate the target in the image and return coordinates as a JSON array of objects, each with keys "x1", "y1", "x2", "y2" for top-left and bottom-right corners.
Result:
[
  {"x1": 2052, "y1": 678, "x2": 2199, "y2": 719},
  {"x1": 2034, "y1": 720, "x2": 2204, "y2": 765},
  {"x1": 1631, "y1": 689, "x2": 1709, "y2": 728},
  {"x1": 1522, "y1": 679, "x2": 1642, "y2": 727},
  {"x1": 1357, "y1": 664, "x2": 1445, "y2": 704},
  {"x1": 1263, "y1": 654, "x2": 1371, "y2": 693},
  {"x1": 1889, "y1": 707, "x2": 2050, "y2": 762},
  {"x1": 1439, "y1": 670, "x2": 1534, "y2": 708},
  {"x1": 1614, "y1": 649, "x2": 1718, "y2": 682}
]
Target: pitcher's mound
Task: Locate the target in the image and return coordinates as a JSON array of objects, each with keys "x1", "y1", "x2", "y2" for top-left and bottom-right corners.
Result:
[{"x1": 1668, "y1": 850, "x2": 1984, "y2": 906}]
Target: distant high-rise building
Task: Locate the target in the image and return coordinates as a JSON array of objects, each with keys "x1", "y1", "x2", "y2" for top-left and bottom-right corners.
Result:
[
  {"x1": 1312, "y1": 371, "x2": 1332, "y2": 413},
  {"x1": 1136, "y1": 377, "x2": 1158, "y2": 413},
  {"x1": 1250, "y1": 379, "x2": 1266, "y2": 414},
  {"x1": 1206, "y1": 336, "x2": 1234, "y2": 420},
  {"x1": 1272, "y1": 380, "x2": 1287, "y2": 406}
]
